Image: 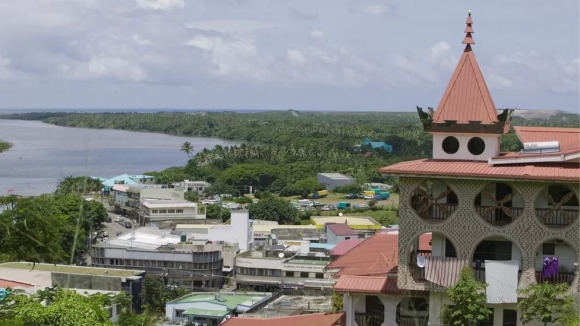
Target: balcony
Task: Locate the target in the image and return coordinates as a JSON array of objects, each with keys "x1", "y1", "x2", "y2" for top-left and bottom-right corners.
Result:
[
  {"x1": 410, "y1": 202, "x2": 458, "y2": 221},
  {"x1": 398, "y1": 316, "x2": 429, "y2": 326},
  {"x1": 355, "y1": 312, "x2": 383, "y2": 326},
  {"x1": 476, "y1": 206, "x2": 524, "y2": 226},
  {"x1": 536, "y1": 208, "x2": 578, "y2": 228},
  {"x1": 535, "y1": 271, "x2": 575, "y2": 286}
]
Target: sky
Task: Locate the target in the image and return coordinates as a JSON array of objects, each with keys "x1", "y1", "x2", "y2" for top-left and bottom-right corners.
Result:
[{"x1": 0, "y1": 0, "x2": 578, "y2": 112}]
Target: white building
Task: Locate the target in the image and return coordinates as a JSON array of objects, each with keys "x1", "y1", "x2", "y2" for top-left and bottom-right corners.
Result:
[
  {"x1": 173, "y1": 180, "x2": 211, "y2": 195},
  {"x1": 142, "y1": 199, "x2": 206, "y2": 223},
  {"x1": 317, "y1": 173, "x2": 355, "y2": 191}
]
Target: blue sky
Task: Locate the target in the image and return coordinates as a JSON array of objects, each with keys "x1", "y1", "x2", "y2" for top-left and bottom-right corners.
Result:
[{"x1": 0, "y1": 0, "x2": 578, "y2": 112}]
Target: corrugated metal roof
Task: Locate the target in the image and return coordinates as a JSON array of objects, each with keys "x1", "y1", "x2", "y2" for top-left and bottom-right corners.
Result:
[
  {"x1": 329, "y1": 238, "x2": 365, "y2": 256},
  {"x1": 326, "y1": 232, "x2": 431, "y2": 277},
  {"x1": 222, "y1": 312, "x2": 345, "y2": 326},
  {"x1": 514, "y1": 126, "x2": 580, "y2": 152},
  {"x1": 424, "y1": 257, "x2": 468, "y2": 288},
  {"x1": 327, "y1": 223, "x2": 357, "y2": 236},
  {"x1": 379, "y1": 159, "x2": 580, "y2": 181},
  {"x1": 0, "y1": 278, "x2": 34, "y2": 289},
  {"x1": 432, "y1": 13, "x2": 497, "y2": 126},
  {"x1": 334, "y1": 275, "x2": 395, "y2": 294}
]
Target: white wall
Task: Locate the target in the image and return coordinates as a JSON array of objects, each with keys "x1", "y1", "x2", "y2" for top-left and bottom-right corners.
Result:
[
  {"x1": 141, "y1": 187, "x2": 185, "y2": 200},
  {"x1": 431, "y1": 233, "x2": 445, "y2": 257},
  {"x1": 432, "y1": 133, "x2": 500, "y2": 161},
  {"x1": 205, "y1": 211, "x2": 252, "y2": 250}
]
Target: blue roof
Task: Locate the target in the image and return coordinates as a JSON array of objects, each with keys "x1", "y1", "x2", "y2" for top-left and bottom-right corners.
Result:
[
  {"x1": 92, "y1": 174, "x2": 155, "y2": 189},
  {"x1": 309, "y1": 243, "x2": 336, "y2": 250}
]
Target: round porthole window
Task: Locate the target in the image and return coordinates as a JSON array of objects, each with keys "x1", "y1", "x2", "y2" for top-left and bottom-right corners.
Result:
[
  {"x1": 468, "y1": 137, "x2": 485, "y2": 155},
  {"x1": 442, "y1": 136, "x2": 460, "y2": 154}
]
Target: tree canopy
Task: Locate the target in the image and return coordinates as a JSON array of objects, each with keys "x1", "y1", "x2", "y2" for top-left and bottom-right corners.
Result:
[
  {"x1": 248, "y1": 196, "x2": 300, "y2": 224},
  {"x1": 441, "y1": 267, "x2": 492, "y2": 326},
  {"x1": 518, "y1": 282, "x2": 576, "y2": 325}
]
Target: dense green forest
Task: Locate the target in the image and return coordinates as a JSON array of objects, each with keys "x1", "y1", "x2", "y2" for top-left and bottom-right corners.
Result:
[{"x1": 0, "y1": 110, "x2": 577, "y2": 195}]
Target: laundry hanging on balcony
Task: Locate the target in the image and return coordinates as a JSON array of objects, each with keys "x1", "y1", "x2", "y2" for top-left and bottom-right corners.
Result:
[
  {"x1": 485, "y1": 260, "x2": 518, "y2": 304},
  {"x1": 543, "y1": 257, "x2": 559, "y2": 278}
]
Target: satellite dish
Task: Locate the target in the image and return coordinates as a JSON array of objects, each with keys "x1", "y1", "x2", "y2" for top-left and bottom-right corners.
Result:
[
  {"x1": 278, "y1": 253, "x2": 284, "y2": 258},
  {"x1": 339, "y1": 213, "x2": 343, "y2": 217}
]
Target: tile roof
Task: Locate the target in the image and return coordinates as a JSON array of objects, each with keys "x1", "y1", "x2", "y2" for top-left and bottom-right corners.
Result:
[
  {"x1": 432, "y1": 14, "x2": 498, "y2": 126},
  {"x1": 379, "y1": 159, "x2": 580, "y2": 182},
  {"x1": 326, "y1": 232, "x2": 431, "y2": 277},
  {"x1": 333, "y1": 275, "x2": 397, "y2": 294},
  {"x1": 221, "y1": 312, "x2": 345, "y2": 326},
  {"x1": 0, "y1": 278, "x2": 34, "y2": 289},
  {"x1": 514, "y1": 126, "x2": 580, "y2": 152},
  {"x1": 329, "y1": 238, "x2": 365, "y2": 256},
  {"x1": 327, "y1": 223, "x2": 357, "y2": 236}
]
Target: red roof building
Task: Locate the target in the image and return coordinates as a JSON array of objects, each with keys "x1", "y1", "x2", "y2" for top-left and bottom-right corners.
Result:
[
  {"x1": 326, "y1": 223, "x2": 357, "y2": 237},
  {"x1": 329, "y1": 238, "x2": 365, "y2": 257},
  {"x1": 221, "y1": 312, "x2": 345, "y2": 326},
  {"x1": 0, "y1": 278, "x2": 34, "y2": 289},
  {"x1": 377, "y1": 11, "x2": 579, "y2": 326}
]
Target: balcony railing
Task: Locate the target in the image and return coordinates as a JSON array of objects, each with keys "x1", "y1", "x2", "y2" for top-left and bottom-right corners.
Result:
[
  {"x1": 355, "y1": 312, "x2": 384, "y2": 326},
  {"x1": 535, "y1": 271, "x2": 575, "y2": 286},
  {"x1": 411, "y1": 202, "x2": 458, "y2": 221},
  {"x1": 475, "y1": 206, "x2": 523, "y2": 226},
  {"x1": 398, "y1": 316, "x2": 429, "y2": 326},
  {"x1": 536, "y1": 208, "x2": 579, "y2": 228},
  {"x1": 408, "y1": 263, "x2": 519, "y2": 287}
]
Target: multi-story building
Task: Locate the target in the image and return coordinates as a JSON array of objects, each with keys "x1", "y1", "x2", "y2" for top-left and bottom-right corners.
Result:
[
  {"x1": 376, "y1": 12, "x2": 579, "y2": 326},
  {"x1": 91, "y1": 227, "x2": 238, "y2": 291},
  {"x1": 235, "y1": 241, "x2": 333, "y2": 292}
]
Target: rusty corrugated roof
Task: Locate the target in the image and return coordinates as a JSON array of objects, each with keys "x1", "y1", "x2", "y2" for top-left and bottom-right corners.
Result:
[
  {"x1": 432, "y1": 13, "x2": 497, "y2": 125},
  {"x1": 221, "y1": 313, "x2": 345, "y2": 326},
  {"x1": 379, "y1": 159, "x2": 580, "y2": 181},
  {"x1": 334, "y1": 275, "x2": 394, "y2": 294}
]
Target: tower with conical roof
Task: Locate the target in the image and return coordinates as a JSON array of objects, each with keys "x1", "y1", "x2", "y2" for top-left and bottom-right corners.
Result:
[{"x1": 417, "y1": 11, "x2": 513, "y2": 161}]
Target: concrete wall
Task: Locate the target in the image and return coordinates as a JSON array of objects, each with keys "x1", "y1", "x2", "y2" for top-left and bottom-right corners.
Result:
[
  {"x1": 432, "y1": 133, "x2": 500, "y2": 161},
  {"x1": 205, "y1": 211, "x2": 252, "y2": 250},
  {"x1": 51, "y1": 273, "x2": 122, "y2": 291}
]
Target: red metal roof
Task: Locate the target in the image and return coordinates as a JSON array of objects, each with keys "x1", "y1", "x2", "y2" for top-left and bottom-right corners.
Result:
[
  {"x1": 0, "y1": 278, "x2": 34, "y2": 289},
  {"x1": 334, "y1": 275, "x2": 398, "y2": 294},
  {"x1": 514, "y1": 126, "x2": 580, "y2": 152},
  {"x1": 327, "y1": 223, "x2": 357, "y2": 236},
  {"x1": 326, "y1": 232, "x2": 431, "y2": 277},
  {"x1": 329, "y1": 238, "x2": 365, "y2": 256},
  {"x1": 221, "y1": 312, "x2": 345, "y2": 326},
  {"x1": 432, "y1": 13, "x2": 497, "y2": 126},
  {"x1": 379, "y1": 159, "x2": 580, "y2": 181}
]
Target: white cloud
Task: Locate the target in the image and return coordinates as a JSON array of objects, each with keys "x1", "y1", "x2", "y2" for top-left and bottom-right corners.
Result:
[
  {"x1": 87, "y1": 57, "x2": 146, "y2": 82},
  {"x1": 185, "y1": 20, "x2": 273, "y2": 34},
  {"x1": 136, "y1": 0, "x2": 184, "y2": 11},
  {"x1": 132, "y1": 34, "x2": 151, "y2": 46},
  {"x1": 348, "y1": 1, "x2": 396, "y2": 16},
  {"x1": 287, "y1": 50, "x2": 307, "y2": 65},
  {"x1": 310, "y1": 30, "x2": 325, "y2": 38}
]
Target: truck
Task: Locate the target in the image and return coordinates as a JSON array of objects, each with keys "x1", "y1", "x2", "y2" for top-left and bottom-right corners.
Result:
[
  {"x1": 337, "y1": 202, "x2": 351, "y2": 209},
  {"x1": 375, "y1": 192, "x2": 390, "y2": 200},
  {"x1": 312, "y1": 190, "x2": 329, "y2": 199}
]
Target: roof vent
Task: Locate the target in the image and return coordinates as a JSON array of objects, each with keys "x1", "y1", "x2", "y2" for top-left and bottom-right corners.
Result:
[{"x1": 522, "y1": 141, "x2": 560, "y2": 154}]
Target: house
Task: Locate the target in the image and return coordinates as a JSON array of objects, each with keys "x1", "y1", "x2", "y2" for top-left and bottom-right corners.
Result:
[
  {"x1": 326, "y1": 223, "x2": 358, "y2": 244},
  {"x1": 221, "y1": 312, "x2": 345, "y2": 326},
  {"x1": 378, "y1": 12, "x2": 579, "y2": 326},
  {"x1": 317, "y1": 173, "x2": 355, "y2": 191},
  {"x1": 165, "y1": 292, "x2": 271, "y2": 326},
  {"x1": 327, "y1": 231, "x2": 431, "y2": 326},
  {"x1": 173, "y1": 179, "x2": 211, "y2": 195},
  {"x1": 93, "y1": 174, "x2": 155, "y2": 192},
  {"x1": 361, "y1": 138, "x2": 393, "y2": 153}
]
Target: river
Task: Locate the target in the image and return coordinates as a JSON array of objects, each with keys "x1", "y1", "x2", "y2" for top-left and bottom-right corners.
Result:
[{"x1": 0, "y1": 120, "x2": 239, "y2": 196}]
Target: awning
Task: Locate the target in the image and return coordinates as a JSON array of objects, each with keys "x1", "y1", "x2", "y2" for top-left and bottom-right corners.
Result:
[{"x1": 424, "y1": 257, "x2": 467, "y2": 288}]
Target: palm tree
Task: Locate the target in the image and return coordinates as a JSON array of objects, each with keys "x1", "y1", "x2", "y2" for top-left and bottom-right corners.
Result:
[{"x1": 180, "y1": 141, "x2": 193, "y2": 159}]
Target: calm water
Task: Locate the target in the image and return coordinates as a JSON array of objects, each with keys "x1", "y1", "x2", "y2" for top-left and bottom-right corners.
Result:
[{"x1": 0, "y1": 120, "x2": 239, "y2": 196}]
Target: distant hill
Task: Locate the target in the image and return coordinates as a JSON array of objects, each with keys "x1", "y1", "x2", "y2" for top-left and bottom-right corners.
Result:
[{"x1": 512, "y1": 109, "x2": 578, "y2": 119}]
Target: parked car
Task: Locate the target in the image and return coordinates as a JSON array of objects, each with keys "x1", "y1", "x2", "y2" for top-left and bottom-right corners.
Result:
[
  {"x1": 346, "y1": 193, "x2": 358, "y2": 199},
  {"x1": 124, "y1": 221, "x2": 132, "y2": 228},
  {"x1": 106, "y1": 216, "x2": 112, "y2": 223}
]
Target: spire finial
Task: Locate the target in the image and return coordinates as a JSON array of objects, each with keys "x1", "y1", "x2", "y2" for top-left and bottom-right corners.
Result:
[{"x1": 462, "y1": 10, "x2": 475, "y2": 46}]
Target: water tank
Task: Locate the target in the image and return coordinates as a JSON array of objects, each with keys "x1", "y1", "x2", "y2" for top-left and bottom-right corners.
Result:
[{"x1": 522, "y1": 141, "x2": 560, "y2": 154}]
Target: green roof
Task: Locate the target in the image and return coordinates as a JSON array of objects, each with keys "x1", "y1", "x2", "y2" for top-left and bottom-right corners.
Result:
[
  {"x1": 184, "y1": 308, "x2": 228, "y2": 318},
  {"x1": 173, "y1": 293, "x2": 266, "y2": 311},
  {"x1": 0, "y1": 262, "x2": 143, "y2": 277}
]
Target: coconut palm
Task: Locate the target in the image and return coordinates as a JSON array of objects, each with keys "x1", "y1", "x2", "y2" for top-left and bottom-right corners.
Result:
[{"x1": 180, "y1": 141, "x2": 193, "y2": 158}]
